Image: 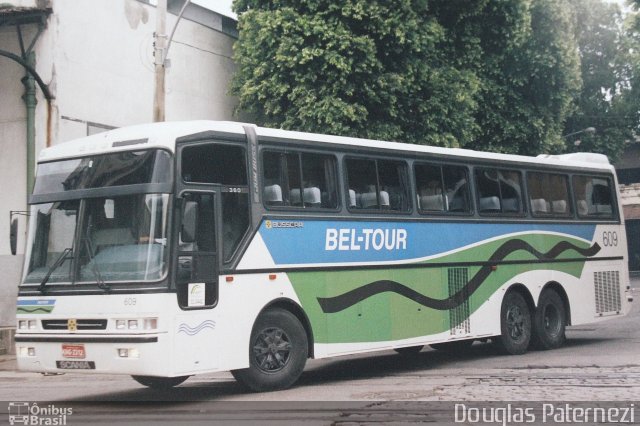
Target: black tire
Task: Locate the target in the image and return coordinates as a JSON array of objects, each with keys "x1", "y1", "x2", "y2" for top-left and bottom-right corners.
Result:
[
  {"x1": 496, "y1": 291, "x2": 532, "y2": 355},
  {"x1": 131, "y1": 375, "x2": 189, "y2": 389},
  {"x1": 394, "y1": 345, "x2": 424, "y2": 355},
  {"x1": 231, "y1": 308, "x2": 308, "y2": 392},
  {"x1": 429, "y1": 339, "x2": 474, "y2": 353},
  {"x1": 532, "y1": 289, "x2": 566, "y2": 350}
]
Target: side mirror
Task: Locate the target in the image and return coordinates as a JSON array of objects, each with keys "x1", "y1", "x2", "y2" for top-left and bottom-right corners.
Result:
[
  {"x1": 181, "y1": 201, "x2": 198, "y2": 243},
  {"x1": 10, "y1": 217, "x2": 18, "y2": 256}
]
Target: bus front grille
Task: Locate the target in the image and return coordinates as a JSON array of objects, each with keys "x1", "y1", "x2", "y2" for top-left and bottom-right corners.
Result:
[{"x1": 41, "y1": 319, "x2": 108, "y2": 331}]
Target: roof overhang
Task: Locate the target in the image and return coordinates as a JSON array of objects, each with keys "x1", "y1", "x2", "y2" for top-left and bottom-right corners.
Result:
[{"x1": 0, "y1": 3, "x2": 51, "y2": 27}]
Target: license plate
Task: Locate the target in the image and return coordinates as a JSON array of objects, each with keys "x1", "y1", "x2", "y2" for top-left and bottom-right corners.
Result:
[
  {"x1": 56, "y1": 360, "x2": 95, "y2": 370},
  {"x1": 62, "y1": 344, "x2": 86, "y2": 359}
]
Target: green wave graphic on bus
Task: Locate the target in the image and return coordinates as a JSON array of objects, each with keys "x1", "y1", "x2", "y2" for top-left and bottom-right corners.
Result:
[{"x1": 288, "y1": 233, "x2": 596, "y2": 344}]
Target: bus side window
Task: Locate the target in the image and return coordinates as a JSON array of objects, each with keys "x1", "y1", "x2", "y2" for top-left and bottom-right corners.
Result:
[
  {"x1": 527, "y1": 172, "x2": 572, "y2": 217},
  {"x1": 499, "y1": 170, "x2": 523, "y2": 213},
  {"x1": 476, "y1": 168, "x2": 523, "y2": 215},
  {"x1": 415, "y1": 163, "x2": 470, "y2": 214},
  {"x1": 346, "y1": 158, "x2": 409, "y2": 212},
  {"x1": 181, "y1": 144, "x2": 247, "y2": 185},
  {"x1": 415, "y1": 163, "x2": 445, "y2": 212},
  {"x1": 573, "y1": 175, "x2": 614, "y2": 218},
  {"x1": 222, "y1": 192, "x2": 249, "y2": 261},
  {"x1": 476, "y1": 169, "x2": 501, "y2": 213},
  {"x1": 301, "y1": 153, "x2": 338, "y2": 209},
  {"x1": 346, "y1": 159, "x2": 377, "y2": 209},
  {"x1": 443, "y1": 165, "x2": 470, "y2": 213},
  {"x1": 378, "y1": 160, "x2": 410, "y2": 211},
  {"x1": 262, "y1": 150, "x2": 338, "y2": 209}
]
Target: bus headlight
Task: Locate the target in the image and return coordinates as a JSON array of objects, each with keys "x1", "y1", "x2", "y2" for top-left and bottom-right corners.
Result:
[
  {"x1": 117, "y1": 348, "x2": 140, "y2": 358},
  {"x1": 18, "y1": 346, "x2": 36, "y2": 357},
  {"x1": 142, "y1": 318, "x2": 158, "y2": 330},
  {"x1": 115, "y1": 318, "x2": 158, "y2": 331},
  {"x1": 18, "y1": 320, "x2": 37, "y2": 330}
]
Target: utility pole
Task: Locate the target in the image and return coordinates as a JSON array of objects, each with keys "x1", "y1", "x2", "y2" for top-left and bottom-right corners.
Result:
[{"x1": 153, "y1": 0, "x2": 167, "y2": 122}]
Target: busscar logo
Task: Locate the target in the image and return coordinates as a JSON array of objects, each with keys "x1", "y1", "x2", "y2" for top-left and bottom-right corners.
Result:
[
  {"x1": 265, "y1": 220, "x2": 304, "y2": 229},
  {"x1": 67, "y1": 319, "x2": 77, "y2": 332},
  {"x1": 8, "y1": 402, "x2": 73, "y2": 425}
]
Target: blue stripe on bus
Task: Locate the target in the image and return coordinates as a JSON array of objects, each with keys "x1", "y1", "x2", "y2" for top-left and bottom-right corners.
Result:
[
  {"x1": 259, "y1": 221, "x2": 596, "y2": 265},
  {"x1": 17, "y1": 299, "x2": 56, "y2": 306}
]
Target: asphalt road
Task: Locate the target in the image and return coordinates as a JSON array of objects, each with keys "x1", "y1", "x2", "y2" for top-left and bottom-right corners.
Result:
[{"x1": 0, "y1": 278, "x2": 638, "y2": 424}]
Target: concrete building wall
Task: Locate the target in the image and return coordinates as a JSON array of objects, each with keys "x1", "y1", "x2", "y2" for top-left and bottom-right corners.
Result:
[
  {"x1": 0, "y1": 25, "x2": 31, "y2": 330},
  {"x1": 0, "y1": 0, "x2": 238, "y2": 333},
  {"x1": 49, "y1": 0, "x2": 237, "y2": 141}
]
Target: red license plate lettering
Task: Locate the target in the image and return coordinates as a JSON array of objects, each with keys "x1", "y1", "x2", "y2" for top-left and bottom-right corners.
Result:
[{"x1": 62, "y1": 344, "x2": 85, "y2": 359}]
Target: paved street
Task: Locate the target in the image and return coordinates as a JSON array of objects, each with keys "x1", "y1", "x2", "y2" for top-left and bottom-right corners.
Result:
[{"x1": 0, "y1": 278, "x2": 637, "y2": 424}]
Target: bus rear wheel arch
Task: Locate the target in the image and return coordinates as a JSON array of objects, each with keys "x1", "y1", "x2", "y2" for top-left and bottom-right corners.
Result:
[
  {"x1": 532, "y1": 288, "x2": 567, "y2": 350},
  {"x1": 231, "y1": 308, "x2": 308, "y2": 392}
]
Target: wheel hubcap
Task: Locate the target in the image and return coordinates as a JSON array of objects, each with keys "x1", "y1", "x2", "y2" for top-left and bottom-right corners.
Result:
[
  {"x1": 543, "y1": 305, "x2": 561, "y2": 337},
  {"x1": 506, "y1": 306, "x2": 525, "y2": 341},
  {"x1": 252, "y1": 327, "x2": 291, "y2": 372}
]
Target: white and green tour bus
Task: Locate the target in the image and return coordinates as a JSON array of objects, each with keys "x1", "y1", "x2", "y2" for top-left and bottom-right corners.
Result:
[{"x1": 14, "y1": 121, "x2": 633, "y2": 391}]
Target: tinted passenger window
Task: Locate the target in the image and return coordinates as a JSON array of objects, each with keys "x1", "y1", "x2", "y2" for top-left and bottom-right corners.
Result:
[
  {"x1": 527, "y1": 172, "x2": 572, "y2": 217},
  {"x1": 415, "y1": 163, "x2": 470, "y2": 213},
  {"x1": 475, "y1": 168, "x2": 523, "y2": 214},
  {"x1": 180, "y1": 143, "x2": 250, "y2": 263},
  {"x1": 346, "y1": 158, "x2": 410, "y2": 212},
  {"x1": 573, "y1": 175, "x2": 615, "y2": 218},
  {"x1": 181, "y1": 144, "x2": 247, "y2": 185},
  {"x1": 262, "y1": 151, "x2": 338, "y2": 209}
]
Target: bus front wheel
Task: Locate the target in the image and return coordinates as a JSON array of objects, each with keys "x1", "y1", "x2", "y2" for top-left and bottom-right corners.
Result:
[
  {"x1": 532, "y1": 289, "x2": 566, "y2": 350},
  {"x1": 232, "y1": 308, "x2": 308, "y2": 392},
  {"x1": 131, "y1": 375, "x2": 189, "y2": 389},
  {"x1": 496, "y1": 291, "x2": 531, "y2": 355}
]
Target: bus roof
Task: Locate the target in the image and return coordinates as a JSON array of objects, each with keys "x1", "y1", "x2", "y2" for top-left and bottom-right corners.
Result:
[{"x1": 38, "y1": 120, "x2": 614, "y2": 171}]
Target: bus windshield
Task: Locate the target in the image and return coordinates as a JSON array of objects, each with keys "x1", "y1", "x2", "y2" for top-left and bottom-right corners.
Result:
[
  {"x1": 33, "y1": 149, "x2": 171, "y2": 195},
  {"x1": 23, "y1": 194, "x2": 170, "y2": 285},
  {"x1": 22, "y1": 149, "x2": 173, "y2": 287}
]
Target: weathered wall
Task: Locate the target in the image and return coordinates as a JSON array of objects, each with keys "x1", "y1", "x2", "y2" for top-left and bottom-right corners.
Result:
[{"x1": 0, "y1": 0, "x2": 238, "y2": 331}]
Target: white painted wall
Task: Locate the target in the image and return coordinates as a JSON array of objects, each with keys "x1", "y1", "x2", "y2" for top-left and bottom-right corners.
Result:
[
  {"x1": 0, "y1": 0, "x2": 238, "y2": 328},
  {"x1": 620, "y1": 184, "x2": 640, "y2": 206},
  {"x1": 0, "y1": 25, "x2": 31, "y2": 329}
]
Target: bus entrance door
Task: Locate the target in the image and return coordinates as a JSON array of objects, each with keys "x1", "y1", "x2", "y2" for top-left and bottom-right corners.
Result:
[{"x1": 176, "y1": 190, "x2": 220, "y2": 310}]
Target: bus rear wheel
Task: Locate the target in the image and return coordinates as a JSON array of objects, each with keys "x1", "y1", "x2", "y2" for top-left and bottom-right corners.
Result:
[
  {"x1": 231, "y1": 308, "x2": 308, "y2": 392},
  {"x1": 496, "y1": 291, "x2": 531, "y2": 355},
  {"x1": 532, "y1": 289, "x2": 566, "y2": 350},
  {"x1": 131, "y1": 375, "x2": 189, "y2": 389}
]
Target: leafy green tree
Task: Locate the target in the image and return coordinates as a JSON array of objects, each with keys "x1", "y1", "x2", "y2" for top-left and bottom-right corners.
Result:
[
  {"x1": 563, "y1": 0, "x2": 636, "y2": 161},
  {"x1": 431, "y1": 0, "x2": 581, "y2": 155},
  {"x1": 231, "y1": 0, "x2": 587, "y2": 157},
  {"x1": 231, "y1": 0, "x2": 479, "y2": 147},
  {"x1": 621, "y1": 1, "x2": 640, "y2": 139}
]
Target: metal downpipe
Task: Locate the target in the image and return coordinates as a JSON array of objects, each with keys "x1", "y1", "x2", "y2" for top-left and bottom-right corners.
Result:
[{"x1": 21, "y1": 51, "x2": 37, "y2": 198}]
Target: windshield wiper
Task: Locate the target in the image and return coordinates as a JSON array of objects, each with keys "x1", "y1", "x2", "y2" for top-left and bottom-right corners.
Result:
[
  {"x1": 39, "y1": 248, "x2": 73, "y2": 293},
  {"x1": 84, "y1": 238, "x2": 110, "y2": 292}
]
